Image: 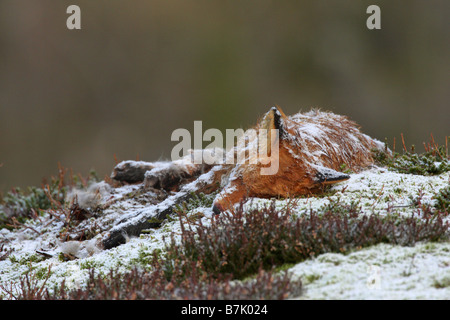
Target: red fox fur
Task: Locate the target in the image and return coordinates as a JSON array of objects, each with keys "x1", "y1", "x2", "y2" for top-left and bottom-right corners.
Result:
[{"x1": 112, "y1": 106, "x2": 387, "y2": 213}]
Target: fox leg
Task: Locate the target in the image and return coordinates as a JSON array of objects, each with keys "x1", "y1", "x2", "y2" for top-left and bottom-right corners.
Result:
[
  {"x1": 112, "y1": 149, "x2": 225, "y2": 191},
  {"x1": 111, "y1": 159, "x2": 212, "y2": 191},
  {"x1": 144, "y1": 160, "x2": 214, "y2": 191},
  {"x1": 212, "y1": 173, "x2": 248, "y2": 214},
  {"x1": 111, "y1": 160, "x2": 155, "y2": 183},
  {"x1": 144, "y1": 148, "x2": 226, "y2": 191}
]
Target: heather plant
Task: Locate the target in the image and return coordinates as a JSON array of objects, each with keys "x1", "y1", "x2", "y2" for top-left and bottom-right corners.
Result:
[
  {"x1": 164, "y1": 201, "x2": 449, "y2": 280},
  {"x1": 60, "y1": 267, "x2": 301, "y2": 300},
  {"x1": 1, "y1": 263, "x2": 302, "y2": 300},
  {"x1": 0, "y1": 165, "x2": 99, "y2": 229},
  {"x1": 0, "y1": 185, "x2": 62, "y2": 229}
]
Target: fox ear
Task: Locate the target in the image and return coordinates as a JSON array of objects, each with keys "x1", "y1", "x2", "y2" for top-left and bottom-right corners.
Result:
[
  {"x1": 260, "y1": 106, "x2": 287, "y2": 132},
  {"x1": 259, "y1": 106, "x2": 288, "y2": 154}
]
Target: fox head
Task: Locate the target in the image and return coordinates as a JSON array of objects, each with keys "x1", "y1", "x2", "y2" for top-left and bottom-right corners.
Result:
[
  {"x1": 241, "y1": 106, "x2": 348, "y2": 196},
  {"x1": 212, "y1": 105, "x2": 380, "y2": 213}
]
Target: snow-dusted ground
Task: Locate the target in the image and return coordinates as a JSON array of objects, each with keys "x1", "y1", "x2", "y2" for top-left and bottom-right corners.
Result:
[
  {"x1": 290, "y1": 241, "x2": 450, "y2": 299},
  {"x1": 0, "y1": 166, "x2": 449, "y2": 299}
]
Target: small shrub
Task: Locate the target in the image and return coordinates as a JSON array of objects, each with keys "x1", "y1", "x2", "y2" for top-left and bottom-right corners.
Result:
[
  {"x1": 0, "y1": 244, "x2": 14, "y2": 262},
  {"x1": 166, "y1": 201, "x2": 449, "y2": 280},
  {"x1": 4, "y1": 266, "x2": 302, "y2": 300},
  {"x1": 0, "y1": 165, "x2": 99, "y2": 229},
  {"x1": 65, "y1": 267, "x2": 300, "y2": 300},
  {"x1": 373, "y1": 137, "x2": 450, "y2": 176},
  {"x1": 434, "y1": 185, "x2": 450, "y2": 212},
  {"x1": 0, "y1": 266, "x2": 52, "y2": 300}
]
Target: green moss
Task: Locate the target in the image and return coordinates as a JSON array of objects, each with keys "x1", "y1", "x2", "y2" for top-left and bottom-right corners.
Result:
[
  {"x1": 317, "y1": 253, "x2": 344, "y2": 266},
  {"x1": 79, "y1": 259, "x2": 102, "y2": 270},
  {"x1": 419, "y1": 242, "x2": 438, "y2": 253},
  {"x1": 9, "y1": 253, "x2": 45, "y2": 265},
  {"x1": 372, "y1": 143, "x2": 450, "y2": 176},
  {"x1": 340, "y1": 163, "x2": 353, "y2": 174},
  {"x1": 434, "y1": 185, "x2": 450, "y2": 212},
  {"x1": 175, "y1": 191, "x2": 218, "y2": 214},
  {"x1": 273, "y1": 263, "x2": 296, "y2": 274},
  {"x1": 130, "y1": 246, "x2": 154, "y2": 267},
  {"x1": 303, "y1": 273, "x2": 322, "y2": 284},
  {"x1": 34, "y1": 266, "x2": 52, "y2": 280},
  {"x1": 433, "y1": 276, "x2": 450, "y2": 289},
  {"x1": 147, "y1": 217, "x2": 164, "y2": 225}
]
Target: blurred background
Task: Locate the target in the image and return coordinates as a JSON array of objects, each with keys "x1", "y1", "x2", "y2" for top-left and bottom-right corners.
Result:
[{"x1": 0, "y1": 0, "x2": 449, "y2": 192}]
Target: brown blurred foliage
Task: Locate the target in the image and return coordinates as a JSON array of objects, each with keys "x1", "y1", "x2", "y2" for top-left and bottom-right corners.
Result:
[{"x1": 0, "y1": 0, "x2": 449, "y2": 191}]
